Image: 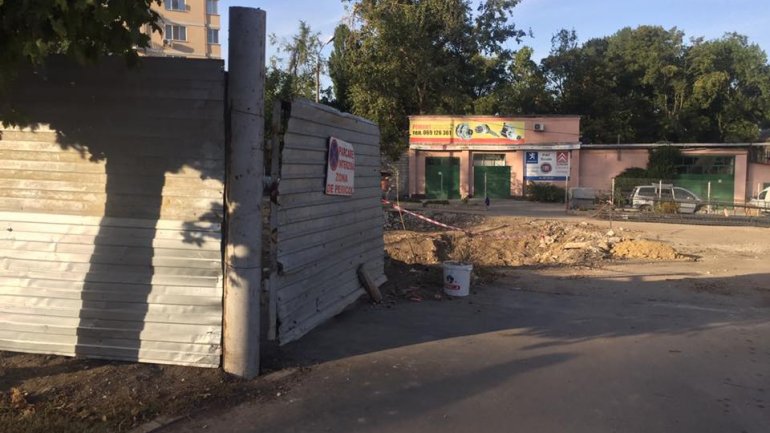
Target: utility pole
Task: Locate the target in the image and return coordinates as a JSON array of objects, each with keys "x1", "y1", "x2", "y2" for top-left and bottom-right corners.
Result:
[{"x1": 224, "y1": 6, "x2": 266, "y2": 379}]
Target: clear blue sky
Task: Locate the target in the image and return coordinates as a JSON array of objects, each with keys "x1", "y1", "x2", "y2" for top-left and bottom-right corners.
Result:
[{"x1": 219, "y1": 0, "x2": 770, "y2": 69}]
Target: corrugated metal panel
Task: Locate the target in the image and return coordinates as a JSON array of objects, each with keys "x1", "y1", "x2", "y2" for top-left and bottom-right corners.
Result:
[
  {"x1": 270, "y1": 100, "x2": 386, "y2": 345},
  {"x1": 0, "y1": 57, "x2": 225, "y2": 367}
]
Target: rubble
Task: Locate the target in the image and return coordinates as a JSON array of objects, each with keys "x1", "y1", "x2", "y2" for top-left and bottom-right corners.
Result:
[{"x1": 385, "y1": 216, "x2": 685, "y2": 268}]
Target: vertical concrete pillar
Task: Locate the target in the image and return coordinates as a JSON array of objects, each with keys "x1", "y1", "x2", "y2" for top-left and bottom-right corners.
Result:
[
  {"x1": 224, "y1": 6, "x2": 265, "y2": 379},
  {"x1": 408, "y1": 148, "x2": 417, "y2": 196},
  {"x1": 570, "y1": 149, "x2": 581, "y2": 188},
  {"x1": 459, "y1": 150, "x2": 471, "y2": 198},
  {"x1": 734, "y1": 152, "x2": 748, "y2": 204}
]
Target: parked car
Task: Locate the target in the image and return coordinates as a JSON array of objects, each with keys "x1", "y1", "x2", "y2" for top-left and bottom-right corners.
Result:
[
  {"x1": 749, "y1": 186, "x2": 770, "y2": 213},
  {"x1": 629, "y1": 184, "x2": 702, "y2": 213}
]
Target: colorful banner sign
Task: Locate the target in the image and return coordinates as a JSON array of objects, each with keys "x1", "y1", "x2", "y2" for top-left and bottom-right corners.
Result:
[
  {"x1": 409, "y1": 116, "x2": 525, "y2": 145},
  {"x1": 325, "y1": 137, "x2": 355, "y2": 196},
  {"x1": 524, "y1": 151, "x2": 570, "y2": 181}
]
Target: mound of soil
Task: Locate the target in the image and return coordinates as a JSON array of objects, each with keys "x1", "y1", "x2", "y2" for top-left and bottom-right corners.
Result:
[
  {"x1": 611, "y1": 240, "x2": 681, "y2": 260},
  {"x1": 385, "y1": 217, "x2": 684, "y2": 269}
]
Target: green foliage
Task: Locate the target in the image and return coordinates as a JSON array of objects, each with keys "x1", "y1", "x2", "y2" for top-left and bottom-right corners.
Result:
[
  {"x1": 646, "y1": 145, "x2": 683, "y2": 179},
  {"x1": 268, "y1": 21, "x2": 322, "y2": 102},
  {"x1": 526, "y1": 183, "x2": 565, "y2": 203},
  {"x1": 0, "y1": 0, "x2": 160, "y2": 92},
  {"x1": 336, "y1": 0, "x2": 526, "y2": 159},
  {"x1": 613, "y1": 167, "x2": 650, "y2": 206},
  {"x1": 542, "y1": 26, "x2": 770, "y2": 144},
  {"x1": 328, "y1": 24, "x2": 354, "y2": 112}
]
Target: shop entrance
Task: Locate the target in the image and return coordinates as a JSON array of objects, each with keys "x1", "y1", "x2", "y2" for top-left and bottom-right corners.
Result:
[
  {"x1": 473, "y1": 154, "x2": 511, "y2": 198},
  {"x1": 425, "y1": 157, "x2": 460, "y2": 199}
]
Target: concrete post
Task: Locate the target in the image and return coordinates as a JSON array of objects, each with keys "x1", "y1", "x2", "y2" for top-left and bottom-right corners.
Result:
[{"x1": 224, "y1": 7, "x2": 266, "y2": 378}]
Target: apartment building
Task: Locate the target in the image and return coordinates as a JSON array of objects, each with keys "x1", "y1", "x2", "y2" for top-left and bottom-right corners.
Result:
[{"x1": 143, "y1": 0, "x2": 221, "y2": 59}]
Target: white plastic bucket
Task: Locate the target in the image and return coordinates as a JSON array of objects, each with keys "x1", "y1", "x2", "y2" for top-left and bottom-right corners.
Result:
[{"x1": 443, "y1": 261, "x2": 473, "y2": 297}]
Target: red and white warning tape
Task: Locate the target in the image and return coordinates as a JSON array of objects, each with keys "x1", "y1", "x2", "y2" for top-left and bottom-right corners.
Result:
[{"x1": 382, "y1": 199, "x2": 467, "y2": 233}]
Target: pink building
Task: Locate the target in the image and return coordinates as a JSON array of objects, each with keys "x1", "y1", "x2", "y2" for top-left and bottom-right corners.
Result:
[{"x1": 407, "y1": 115, "x2": 770, "y2": 203}]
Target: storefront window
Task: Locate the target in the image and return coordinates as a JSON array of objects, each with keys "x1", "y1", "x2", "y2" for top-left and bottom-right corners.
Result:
[{"x1": 473, "y1": 154, "x2": 506, "y2": 167}]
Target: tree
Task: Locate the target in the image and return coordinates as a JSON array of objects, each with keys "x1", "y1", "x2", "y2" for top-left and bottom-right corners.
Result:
[
  {"x1": 337, "y1": 0, "x2": 526, "y2": 158},
  {"x1": 683, "y1": 33, "x2": 770, "y2": 142},
  {"x1": 542, "y1": 26, "x2": 770, "y2": 144},
  {"x1": 268, "y1": 21, "x2": 322, "y2": 102},
  {"x1": 0, "y1": 0, "x2": 160, "y2": 91},
  {"x1": 328, "y1": 24, "x2": 354, "y2": 112}
]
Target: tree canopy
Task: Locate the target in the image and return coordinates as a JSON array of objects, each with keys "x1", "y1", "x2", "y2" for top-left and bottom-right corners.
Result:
[
  {"x1": 315, "y1": 5, "x2": 770, "y2": 156},
  {"x1": 330, "y1": 0, "x2": 527, "y2": 159},
  {"x1": 0, "y1": 0, "x2": 160, "y2": 90},
  {"x1": 541, "y1": 27, "x2": 770, "y2": 144}
]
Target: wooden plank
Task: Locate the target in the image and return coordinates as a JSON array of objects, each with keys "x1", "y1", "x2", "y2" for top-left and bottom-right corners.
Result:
[
  {"x1": 277, "y1": 277, "x2": 361, "y2": 325},
  {"x1": 0, "y1": 211, "x2": 222, "y2": 231},
  {"x1": 2, "y1": 277, "x2": 221, "y2": 297},
  {"x1": 278, "y1": 176, "x2": 379, "y2": 195},
  {"x1": 0, "y1": 300, "x2": 223, "y2": 324},
  {"x1": 0, "y1": 189, "x2": 223, "y2": 208},
  {"x1": 0, "y1": 179, "x2": 223, "y2": 199},
  {"x1": 277, "y1": 251, "x2": 385, "y2": 305},
  {"x1": 2, "y1": 257, "x2": 222, "y2": 278},
  {"x1": 0, "y1": 240, "x2": 221, "y2": 259},
  {"x1": 0, "y1": 269, "x2": 221, "y2": 288},
  {"x1": 277, "y1": 217, "x2": 382, "y2": 256},
  {"x1": 281, "y1": 148, "x2": 381, "y2": 167},
  {"x1": 278, "y1": 186, "x2": 382, "y2": 210},
  {"x1": 276, "y1": 247, "x2": 384, "y2": 300},
  {"x1": 280, "y1": 160, "x2": 379, "y2": 180},
  {"x1": 0, "y1": 249, "x2": 221, "y2": 269},
  {"x1": 278, "y1": 287, "x2": 363, "y2": 345},
  {"x1": 1, "y1": 232, "x2": 221, "y2": 251},
  {"x1": 0, "y1": 286, "x2": 221, "y2": 307},
  {"x1": 289, "y1": 100, "x2": 379, "y2": 136},
  {"x1": 277, "y1": 195, "x2": 381, "y2": 228},
  {"x1": 276, "y1": 205, "x2": 381, "y2": 243},
  {"x1": 0, "y1": 139, "x2": 224, "y2": 160},
  {"x1": 283, "y1": 130, "x2": 379, "y2": 155},
  {"x1": 0, "y1": 198, "x2": 218, "y2": 219},
  {"x1": 0, "y1": 340, "x2": 220, "y2": 367},
  {"x1": 0, "y1": 159, "x2": 222, "y2": 176},
  {"x1": 276, "y1": 229, "x2": 383, "y2": 275},
  {"x1": 0, "y1": 329, "x2": 219, "y2": 355},
  {"x1": 2, "y1": 314, "x2": 221, "y2": 340}
]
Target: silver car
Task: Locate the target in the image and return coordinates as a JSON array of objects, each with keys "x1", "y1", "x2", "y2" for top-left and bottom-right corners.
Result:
[{"x1": 630, "y1": 184, "x2": 702, "y2": 213}]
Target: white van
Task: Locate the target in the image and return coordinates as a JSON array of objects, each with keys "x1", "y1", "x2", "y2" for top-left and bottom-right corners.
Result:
[
  {"x1": 629, "y1": 184, "x2": 702, "y2": 213},
  {"x1": 749, "y1": 186, "x2": 770, "y2": 213}
]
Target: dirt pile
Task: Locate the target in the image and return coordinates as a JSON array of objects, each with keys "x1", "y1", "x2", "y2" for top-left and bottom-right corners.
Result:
[
  {"x1": 612, "y1": 240, "x2": 680, "y2": 260},
  {"x1": 385, "y1": 217, "x2": 684, "y2": 268}
]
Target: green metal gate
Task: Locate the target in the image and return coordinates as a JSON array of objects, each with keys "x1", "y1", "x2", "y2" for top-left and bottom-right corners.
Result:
[
  {"x1": 473, "y1": 166, "x2": 511, "y2": 198},
  {"x1": 676, "y1": 174, "x2": 734, "y2": 204},
  {"x1": 425, "y1": 157, "x2": 460, "y2": 199}
]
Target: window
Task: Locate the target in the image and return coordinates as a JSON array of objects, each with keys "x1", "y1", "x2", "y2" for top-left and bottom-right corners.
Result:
[
  {"x1": 636, "y1": 187, "x2": 655, "y2": 198},
  {"x1": 165, "y1": 0, "x2": 186, "y2": 11},
  {"x1": 207, "y1": 29, "x2": 219, "y2": 44},
  {"x1": 759, "y1": 190, "x2": 768, "y2": 200},
  {"x1": 674, "y1": 188, "x2": 696, "y2": 200},
  {"x1": 472, "y1": 154, "x2": 506, "y2": 167},
  {"x1": 164, "y1": 24, "x2": 187, "y2": 41},
  {"x1": 206, "y1": 0, "x2": 218, "y2": 14}
]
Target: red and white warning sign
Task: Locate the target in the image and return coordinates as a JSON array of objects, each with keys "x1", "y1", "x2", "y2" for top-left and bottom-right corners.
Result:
[{"x1": 325, "y1": 137, "x2": 355, "y2": 196}]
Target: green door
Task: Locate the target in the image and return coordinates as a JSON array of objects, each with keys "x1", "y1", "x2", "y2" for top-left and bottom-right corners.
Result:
[
  {"x1": 425, "y1": 157, "x2": 460, "y2": 199},
  {"x1": 474, "y1": 166, "x2": 511, "y2": 198}
]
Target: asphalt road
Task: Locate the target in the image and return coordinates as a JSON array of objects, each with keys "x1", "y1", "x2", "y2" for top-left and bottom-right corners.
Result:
[{"x1": 163, "y1": 261, "x2": 770, "y2": 433}]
